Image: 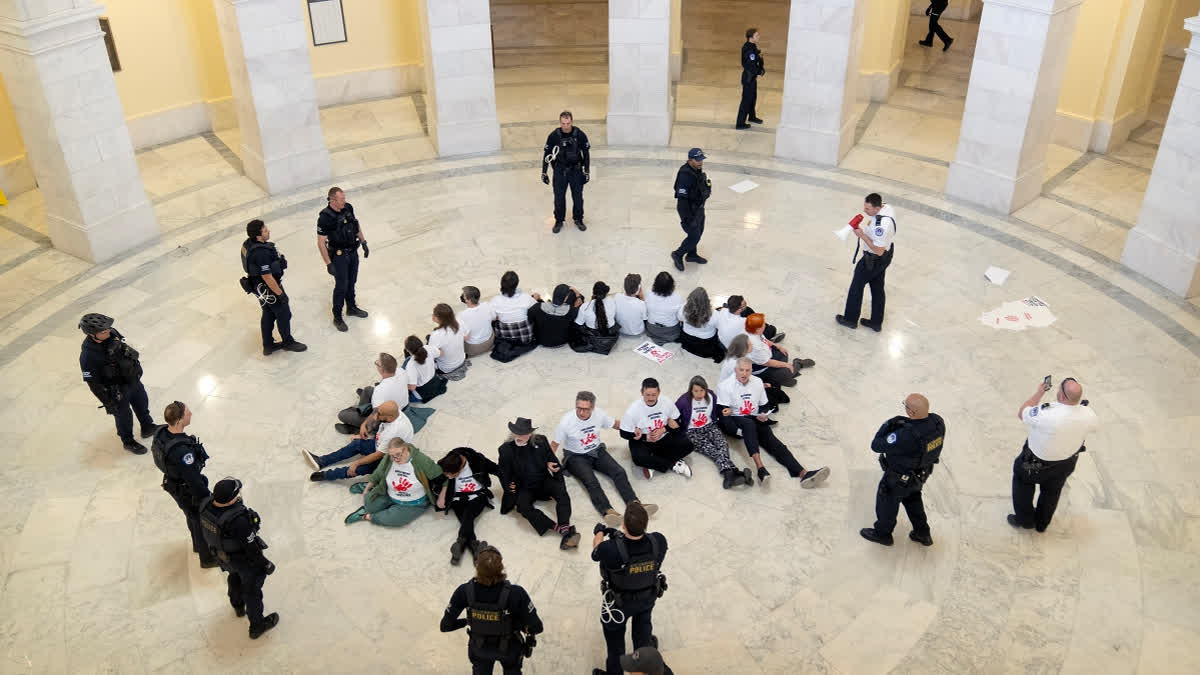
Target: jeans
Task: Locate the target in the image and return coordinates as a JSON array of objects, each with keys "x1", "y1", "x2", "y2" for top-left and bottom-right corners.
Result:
[
  {"x1": 563, "y1": 445, "x2": 638, "y2": 514},
  {"x1": 842, "y1": 250, "x2": 892, "y2": 324},
  {"x1": 874, "y1": 472, "x2": 928, "y2": 536},
  {"x1": 552, "y1": 165, "x2": 585, "y2": 223},
  {"x1": 451, "y1": 496, "x2": 489, "y2": 542},
  {"x1": 260, "y1": 294, "x2": 293, "y2": 347},
  {"x1": 717, "y1": 415, "x2": 804, "y2": 476},
  {"x1": 316, "y1": 438, "x2": 378, "y2": 480},
  {"x1": 628, "y1": 430, "x2": 693, "y2": 472},
  {"x1": 330, "y1": 249, "x2": 360, "y2": 318},
  {"x1": 601, "y1": 604, "x2": 655, "y2": 675},
  {"x1": 674, "y1": 208, "x2": 705, "y2": 257},
  {"x1": 113, "y1": 380, "x2": 154, "y2": 441},
  {"x1": 516, "y1": 477, "x2": 572, "y2": 535}
]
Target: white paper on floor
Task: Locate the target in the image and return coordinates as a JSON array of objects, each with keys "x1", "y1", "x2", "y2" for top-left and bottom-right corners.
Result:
[
  {"x1": 729, "y1": 179, "x2": 759, "y2": 194},
  {"x1": 634, "y1": 341, "x2": 674, "y2": 365},
  {"x1": 980, "y1": 296, "x2": 1056, "y2": 331},
  {"x1": 984, "y1": 266, "x2": 1010, "y2": 285},
  {"x1": 834, "y1": 224, "x2": 854, "y2": 241}
]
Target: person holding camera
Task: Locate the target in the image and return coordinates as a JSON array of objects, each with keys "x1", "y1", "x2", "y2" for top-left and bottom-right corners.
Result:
[
  {"x1": 241, "y1": 219, "x2": 307, "y2": 355},
  {"x1": 836, "y1": 193, "x2": 897, "y2": 332},
  {"x1": 1009, "y1": 377, "x2": 1097, "y2": 532},
  {"x1": 591, "y1": 502, "x2": 668, "y2": 675},
  {"x1": 442, "y1": 544, "x2": 544, "y2": 674},
  {"x1": 78, "y1": 312, "x2": 160, "y2": 454},
  {"x1": 317, "y1": 187, "x2": 369, "y2": 332},
  {"x1": 860, "y1": 394, "x2": 945, "y2": 547},
  {"x1": 199, "y1": 478, "x2": 280, "y2": 639},
  {"x1": 542, "y1": 111, "x2": 591, "y2": 233}
]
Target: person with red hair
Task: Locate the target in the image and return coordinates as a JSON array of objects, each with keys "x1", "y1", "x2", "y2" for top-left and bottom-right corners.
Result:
[{"x1": 744, "y1": 313, "x2": 814, "y2": 387}]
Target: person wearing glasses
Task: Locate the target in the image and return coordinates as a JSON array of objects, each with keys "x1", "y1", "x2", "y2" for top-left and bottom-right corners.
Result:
[
  {"x1": 859, "y1": 394, "x2": 945, "y2": 547},
  {"x1": 1008, "y1": 376, "x2": 1097, "y2": 532}
]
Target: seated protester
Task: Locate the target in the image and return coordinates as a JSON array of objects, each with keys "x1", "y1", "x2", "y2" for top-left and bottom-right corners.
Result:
[
  {"x1": 305, "y1": 400, "x2": 413, "y2": 481},
  {"x1": 529, "y1": 284, "x2": 582, "y2": 348},
  {"x1": 335, "y1": 352, "x2": 409, "y2": 434},
  {"x1": 744, "y1": 313, "x2": 814, "y2": 388},
  {"x1": 613, "y1": 274, "x2": 647, "y2": 337},
  {"x1": 491, "y1": 270, "x2": 542, "y2": 346},
  {"x1": 344, "y1": 438, "x2": 438, "y2": 527},
  {"x1": 459, "y1": 286, "x2": 497, "y2": 358},
  {"x1": 619, "y1": 378, "x2": 694, "y2": 480},
  {"x1": 432, "y1": 448, "x2": 501, "y2": 566},
  {"x1": 429, "y1": 303, "x2": 470, "y2": 381},
  {"x1": 716, "y1": 294, "x2": 785, "y2": 348},
  {"x1": 498, "y1": 417, "x2": 581, "y2": 550},
  {"x1": 644, "y1": 271, "x2": 683, "y2": 344},
  {"x1": 716, "y1": 358, "x2": 830, "y2": 486},
  {"x1": 572, "y1": 281, "x2": 620, "y2": 355},
  {"x1": 404, "y1": 336, "x2": 448, "y2": 403},
  {"x1": 720, "y1": 334, "x2": 789, "y2": 412},
  {"x1": 677, "y1": 286, "x2": 724, "y2": 363},
  {"x1": 675, "y1": 375, "x2": 753, "y2": 489}
]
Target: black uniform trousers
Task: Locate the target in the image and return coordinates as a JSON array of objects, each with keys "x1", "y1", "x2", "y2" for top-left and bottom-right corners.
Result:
[
  {"x1": 112, "y1": 381, "x2": 154, "y2": 441},
  {"x1": 225, "y1": 558, "x2": 267, "y2": 624},
  {"x1": 717, "y1": 415, "x2": 804, "y2": 476},
  {"x1": 873, "y1": 471, "x2": 929, "y2": 536},
  {"x1": 925, "y1": 8, "x2": 951, "y2": 45},
  {"x1": 516, "y1": 476, "x2": 571, "y2": 536},
  {"x1": 1011, "y1": 444, "x2": 1079, "y2": 531},
  {"x1": 842, "y1": 248, "x2": 893, "y2": 324},
  {"x1": 260, "y1": 294, "x2": 293, "y2": 348},
  {"x1": 470, "y1": 640, "x2": 524, "y2": 675},
  {"x1": 628, "y1": 430, "x2": 694, "y2": 473},
  {"x1": 330, "y1": 248, "x2": 360, "y2": 319},
  {"x1": 674, "y1": 207, "x2": 705, "y2": 257},
  {"x1": 168, "y1": 488, "x2": 215, "y2": 563},
  {"x1": 602, "y1": 599, "x2": 655, "y2": 675},
  {"x1": 737, "y1": 78, "x2": 758, "y2": 126},
  {"x1": 552, "y1": 164, "x2": 585, "y2": 223}
]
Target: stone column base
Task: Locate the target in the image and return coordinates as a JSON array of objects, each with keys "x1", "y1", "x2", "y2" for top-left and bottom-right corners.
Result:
[
  {"x1": 607, "y1": 112, "x2": 671, "y2": 147},
  {"x1": 47, "y1": 201, "x2": 159, "y2": 264},
  {"x1": 241, "y1": 144, "x2": 332, "y2": 196},
  {"x1": 774, "y1": 115, "x2": 857, "y2": 166},
  {"x1": 946, "y1": 159, "x2": 1046, "y2": 215},
  {"x1": 1122, "y1": 228, "x2": 1200, "y2": 298},
  {"x1": 433, "y1": 119, "x2": 502, "y2": 157}
]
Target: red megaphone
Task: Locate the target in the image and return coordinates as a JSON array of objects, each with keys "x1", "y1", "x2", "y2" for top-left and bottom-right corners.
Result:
[{"x1": 848, "y1": 214, "x2": 863, "y2": 230}]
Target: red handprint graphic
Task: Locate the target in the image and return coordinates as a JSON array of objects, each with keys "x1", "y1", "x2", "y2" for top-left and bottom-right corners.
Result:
[
  {"x1": 739, "y1": 399, "x2": 755, "y2": 415},
  {"x1": 651, "y1": 418, "x2": 665, "y2": 430},
  {"x1": 582, "y1": 431, "x2": 598, "y2": 447},
  {"x1": 692, "y1": 412, "x2": 709, "y2": 427},
  {"x1": 391, "y1": 476, "x2": 413, "y2": 492},
  {"x1": 460, "y1": 481, "x2": 478, "y2": 493}
]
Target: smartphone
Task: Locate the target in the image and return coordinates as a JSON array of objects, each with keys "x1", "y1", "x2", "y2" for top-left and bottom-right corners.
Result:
[{"x1": 1042, "y1": 375, "x2": 1052, "y2": 392}]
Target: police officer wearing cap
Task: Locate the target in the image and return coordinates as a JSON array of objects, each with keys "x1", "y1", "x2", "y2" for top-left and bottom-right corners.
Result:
[
  {"x1": 836, "y1": 192, "x2": 897, "y2": 332},
  {"x1": 78, "y1": 313, "x2": 159, "y2": 454},
  {"x1": 860, "y1": 393, "x2": 945, "y2": 547},
  {"x1": 619, "y1": 646, "x2": 675, "y2": 675},
  {"x1": 441, "y1": 544, "x2": 544, "y2": 674},
  {"x1": 199, "y1": 477, "x2": 280, "y2": 639},
  {"x1": 736, "y1": 28, "x2": 765, "y2": 129},
  {"x1": 592, "y1": 502, "x2": 668, "y2": 675},
  {"x1": 241, "y1": 219, "x2": 307, "y2": 356},
  {"x1": 1009, "y1": 376, "x2": 1098, "y2": 532},
  {"x1": 318, "y1": 186, "x2": 369, "y2": 332},
  {"x1": 670, "y1": 148, "x2": 711, "y2": 272},
  {"x1": 152, "y1": 401, "x2": 218, "y2": 568},
  {"x1": 541, "y1": 111, "x2": 591, "y2": 233}
]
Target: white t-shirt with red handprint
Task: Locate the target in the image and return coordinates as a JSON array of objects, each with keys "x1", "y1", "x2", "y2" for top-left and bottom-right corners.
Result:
[
  {"x1": 688, "y1": 397, "x2": 713, "y2": 429},
  {"x1": 454, "y1": 464, "x2": 484, "y2": 501},
  {"x1": 554, "y1": 408, "x2": 615, "y2": 455},
  {"x1": 716, "y1": 375, "x2": 768, "y2": 417},
  {"x1": 386, "y1": 460, "x2": 426, "y2": 502},
  {"x1": 620, "y1": 398, "x2": 681, "y2": 436}
]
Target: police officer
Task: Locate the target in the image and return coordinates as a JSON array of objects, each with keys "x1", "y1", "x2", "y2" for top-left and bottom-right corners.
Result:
[
  {"x1": 860, "y1": 393, "x2": 945, "y2": 547},
  {"x1": 78, "y1": 313, "x2": 159, "y2": 454},
  {"x1": 591, "y1": 502, "x2": 668, "y2": 675},
  {"x1": 541, "y1": 111, "x2": 591, "y2": 233},
  {"x1": 918, "y1": 1, "x2": 953, "y2": 51},
  {"x1": 441, "y1": 544, "x2": 544, "y2": 674},
  {"x1": 836, "y1": 192, "x2": 897, "y2": 332},
  {"x1": 240, "y1": 219, "x2": 307, "y2": 356},
  {"x1": 199, "y1": 477, "x2": 280, "y2": 639},
  {"x1": 318, "y1": 186, "x2": 370, "y2": 332},
  {"x1": 1009, "y1": 376, "x2": 1098, "y2": 532},
  {"x1": 735, "y1": 28, "x2": 765, "y2": 129},
  {"x1": 670, "y1": 148, "x2": 711, "y2": 272},
  {"x1": 152, "y1": 401, "x2": 217, "y2": 568}
]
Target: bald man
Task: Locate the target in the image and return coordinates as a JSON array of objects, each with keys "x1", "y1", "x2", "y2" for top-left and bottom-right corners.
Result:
[
  {"x1": 861, "y1": 393, "x2": 946, "y2": 546},
  {"x1": 1009, "y1": 377, "x2": 1097, "y2": 532},
  {"x1": 303, "y1": 400, "x2": 414, "y2": 481}
]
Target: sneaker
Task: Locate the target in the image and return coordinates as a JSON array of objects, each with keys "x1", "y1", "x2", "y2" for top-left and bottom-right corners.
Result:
[
  {"x1": 800, "y1": 466, "x2": 831, "y2": 488},
  {"x1": 140, "y1": 424, "x2": 163, "y2": 439},
  {"x1": 349, "y1": 482, "x2": 368, "y2": 494},
  {"x1": 334, "y1": 423, "x2": 358, "y2": 435},
  {"x1": 771, "y1": 332, "x2": 786, "y2": 344},
  {"x1": 333, "y1": 317, "x2": 349, "y2": 332},
  {"x1": 263, "y1": 342, "x2": 282, "y2": 356},
  {"x1": 835, "y1": 314, "x2": 857, "y2": 329},
  {"x1": 302, "y1": 449, "x2": 320, "y2": 470},
  {"x1": 574, "y1": 219, "x2": 587, "y2": 231},
  {"x1": 122, "y1": 438, "x2": 148, "y2": 455},
  {"x1": 942, "y1": 37, "x2": 954, "y2": 51},
  {"x1": 670, "y1": 251, "x2": 685, "y2": 272},
  {"x1": 249, "y1": 612, "x2": 280, "y2": 639},
  {"x1": 280, "y1": 340, "x2": 307, "y2": 352},
  {"x1": 735, "y1": 123, "x2": 752, "y2": 130},
  {"x1": 742, "y1": 468, "x2": 754, "y2": 486},
  {"x1": 757, "y1": 467, "x2": 771, "y2": 484},
  {"x1": 602, "y1": 509, "x2": 623, "y2": 528},
  {"x1": 560, "y1": 526, "x2": 581, "y2": 550},
  {"x1": 909, "y1": 530, "x2": 934, "y2": 547},
  {"x1": 347, "y1": 306, "x2": 368, "y2": 318},
  {"x1": 918, "y1": 39, "x2": 933, "y2": 47},
  {"x1": 748, "y1": 117, "x2": 764, "y2": 124},
  {"x1": 642, "y1": 467, "x2": 655, "y2": 480},
  {"x1": 860, "y1": 527, "x2": 894, "y2": 546},
  {"x1": 1006, "y1": 514, "x2": 1033, "y2": 530},
  {"x1": 684, "y1": 254, "x2": 708, "y2": 264},
  {"x1": 860, "y1": 318, "x2": 881, "y2": 332},
  {"x1": 344, "y1": 507, "x2": 368, "y2": 524},
  {"x1": 672, "y1": 460, "x2": 692, "y2": 478},
  {"x1": 450, "y1": 537, "x2": 468, "y2": 565}
]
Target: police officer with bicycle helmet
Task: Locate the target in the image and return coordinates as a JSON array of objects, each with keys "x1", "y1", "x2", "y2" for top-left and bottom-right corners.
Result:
[{"x1": 78, "y1": 312, "x2": 160, "y2": 454}]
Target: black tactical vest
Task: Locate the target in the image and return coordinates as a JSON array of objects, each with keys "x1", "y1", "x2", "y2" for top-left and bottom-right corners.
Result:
[
  {"x1": 606, "y1": 535, "x2": 662, "y2": 595},
  {"x1": 199, "y1": 499, "x2": 249, "y2": 558},
  {"x1": 466, "y1": 581, "x2": 515, "y2": 648}
]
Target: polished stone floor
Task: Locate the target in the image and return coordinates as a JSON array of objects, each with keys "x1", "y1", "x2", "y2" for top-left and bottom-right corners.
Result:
[{"x1": 1, "y1": 18, "x2": 1199, "y2": 675}]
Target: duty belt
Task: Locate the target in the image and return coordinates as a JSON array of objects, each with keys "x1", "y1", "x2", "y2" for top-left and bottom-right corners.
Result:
[{"x1": 1020, "y1": 442, "x2": 1083, "y2": 473}]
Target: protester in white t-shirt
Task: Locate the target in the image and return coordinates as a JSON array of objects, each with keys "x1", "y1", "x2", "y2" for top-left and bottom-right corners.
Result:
[
  {"x1": 677, "y1": 286, "x2": 724, "y2": 362},
  {"x1": 551, "y1": 390, "x2": 656, "y2": 526},
  {"x1": 432, "y1": 447, "x2": 502, "y2": 564},
  {"x1": 619, "y1": 377, "x2": 694, "y2": 480},
  {"x1": 307, "y1": 400, "x2": 414, "y2": 481},
  {"x1": 344, "y1": 439, "x2": 437, "y2": 527},
  {"x1": 458, "y1": 286, "x2": 497, "y2": 357},
  {"x1": 716, "y1": 295, "x2": 786, "y2": 347},
  {"x1": 613, "y1": 274, "x2": 648, "y2": 336},
  {"x1": 429, "y1": 303, "x2": 470, "y2": 380},
  {"x1": 645, "y1": 271, "x2": 684, "y2": 344},
  {"x1": 404, "y1": 335, "x2": 444, "y2": 403},
  {"x1": 491, "y1": 271, "x2": 542, "y2": 346},
  {"x1": 335, "y1": 352, "x2": 410, "y2": 434},
  {"x1": 675, "y1": 375, "x2": 752, "y2": 489},
  {"x1": 744, "y1": 313, "x2": 815, "y2": 388}
]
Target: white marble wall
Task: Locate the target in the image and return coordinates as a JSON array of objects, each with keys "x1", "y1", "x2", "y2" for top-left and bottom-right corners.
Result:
[
  {"x1": 607, "y1": 0, "x2": 672, "y2": 146},
  {"x1": 945, "y1": 0, "x2": 1082, "y2": 214},
  {"x1": 490, "y1": 0, "x2": 608, "y2": 48},
  {"x1": 1122, "y1": 16, "x2": 1200, "y2": 297},
  {"x1": 774, "y1": 0, "x2": 867, "y2": 165},
  {"x1": 419, "y1": 0, "x2": 502, "y2": 157},
  {"x1": 0, "y1": 0, "x2": 160, "y2": 262},
  {"x1": 212, "y1": 0, "x2": 331, "y2": 194}
]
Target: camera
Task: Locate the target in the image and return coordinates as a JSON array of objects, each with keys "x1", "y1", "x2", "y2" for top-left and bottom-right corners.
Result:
[{"x1": 594, "y1": 523, "x2": 616, "y2": 537}]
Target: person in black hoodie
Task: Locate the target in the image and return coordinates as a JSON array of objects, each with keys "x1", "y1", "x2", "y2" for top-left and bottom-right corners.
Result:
[
  {"x1": 528, "y1": 283, "x2": 582, "y2": 348},
  {"x1": 498, "y1": 417, "x2": 581, "y2": 550},
  {"x1": 433, "y1": 447, "x2": 502, "y2": 566}
]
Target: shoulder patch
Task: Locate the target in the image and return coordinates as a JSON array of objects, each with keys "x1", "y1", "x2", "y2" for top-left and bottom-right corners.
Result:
[
  {"x1": 874, "y1": 227, "x2": 884, "y2": 237},
  {"x1": 182, "y1": 453, "x2": 195, "y2": 465},
  {"x1": 886, "y1": 432, "x2": 897, "y2": 444},
  {"x1": 749, "y1": 53, "x2": 756, "y2": 60}
]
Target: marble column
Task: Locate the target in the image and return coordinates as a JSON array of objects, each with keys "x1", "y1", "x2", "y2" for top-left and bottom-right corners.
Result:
[
  {"x1": 212, "y1": 0, "x2": 330, "y2": 194},
  {"x1": 417, "y1": 0, "x2": 501, "y2": 157},
  {"x1": 774, "y1": 0, "x2": 867, "y2": 165},
  {"x1": 0, "y1": 0, "x2": 159, "y2": 263},
  {"x1": 607, "y1": 0, "x2": 671, "y2": 146},
  {"x1": 945, "y1": 0, "x2": 1082, "y2": 214},
  {"x1": 1122, "y1": 15, "x2": 1200, "y2": 298}
]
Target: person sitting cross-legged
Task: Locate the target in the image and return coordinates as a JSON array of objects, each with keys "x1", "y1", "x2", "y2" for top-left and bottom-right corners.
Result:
[
  {"x1": 432, "y1": 447, "x2": 502, "y2": 566},
  {"x1": 619, "y1": 377, "x2": 694, "y2": 480},
  {"x1": 344, "y1": 438, "x2": 439, "y2": 527},
  {"x1": 304, "y1": 400, "x2": 412, "y2": 481}
]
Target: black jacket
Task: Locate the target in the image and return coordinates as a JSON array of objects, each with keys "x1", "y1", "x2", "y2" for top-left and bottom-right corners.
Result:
[
  {"x1": 440, "y1": 579, "x2": 544, "y2": 635},
  {"x1": 674, "y1": 162, "x2": 711, "y2": 224},
  {"x1": 528, "y1": 302, "x2": 578, "y2": 348},
  {"x1": 431, "y1": 447, "x2": 501, "y2": 512},
  {"x1": 741, "y1": 41, "x2": 765, "y2": 83},
  {"x1": 80, "y1": 329, "x2": 142, "y2": 403},
  {"x1": 497, "y1": 435, "x2": 561, "y2": 513},
  {"x1": 871, "y1": 414, "x2": 946, "y2": 473},
  {"x1": 542, "y1": 127, "x2": 591, "y2": 172}
]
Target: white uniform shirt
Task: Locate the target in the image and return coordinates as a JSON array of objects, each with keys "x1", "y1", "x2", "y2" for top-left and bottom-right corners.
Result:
[
  {"x1": 645, "y1": 292, "x2": 683, "y2": 327},
  {"x1": 460, "y1": 303, "x2": 496, "y2": 344},
  {"x1": 861, "y1": 204, "x2": 897, "y2": 253},
  {"x1": 554, "y1": 408, "x2": 615, "y2": 455},
  {"x1": 678, "y1": 305, "x2": 718, "y2": 338},
  {"x1": 613, "y1": 295, "x2": 647, "y2": 336},
  {"x1": 715, "y1": 308, "x2": 746, "y2": 348},
  {"x1": 1021, "y1": 402, "x2": 1098, "y2": 461},
  {"x1": 371, "y1": 374, "x2": 409, "y2": 409},
  {"x1": 619, "y1": 398, "x2": 680, "y2": 435},
  {"x1": 716, "y1": 375, "x2": 768, "y2": 416},
  {"x1": 490, "y1": 291, "x2": 537, "y2": 323}
]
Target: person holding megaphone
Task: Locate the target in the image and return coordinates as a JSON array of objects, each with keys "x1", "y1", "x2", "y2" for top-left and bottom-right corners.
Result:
[{"x1": 836, "y1": 193, "x2": 897, "y2": 332}]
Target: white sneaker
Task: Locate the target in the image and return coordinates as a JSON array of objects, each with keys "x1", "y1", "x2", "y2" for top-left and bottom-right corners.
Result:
[
  {"x1": 672, "y1": 460, "x2": 692, "y2": 478},
  {"x1": 302, "y1": 449, "x2": 320, "y2": 470},
  {"x1": 642, "y1": 467, "x2": 655, "y2": 480}
]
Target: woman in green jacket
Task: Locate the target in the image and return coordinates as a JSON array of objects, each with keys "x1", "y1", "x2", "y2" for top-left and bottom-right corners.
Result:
[{"x1": 345, "y1": 438, "x2": 439, "y2": 527}]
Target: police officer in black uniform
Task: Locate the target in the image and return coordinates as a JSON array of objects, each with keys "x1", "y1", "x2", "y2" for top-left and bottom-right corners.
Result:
[
  {"x1": 78, "y1": 313, "x2": 159, "y2": 454},
  {"x1": 152, "y1": 400, "x2": 217, "y2": 568},
  {"x1": 541, "y1": 111, "x2": 591, "y2": 233},
  {"x1": 317, "y1": 186, "x2": 369, "y2": 332},
  {"x1": 735, "y1": 28, "x2": 765, "y2": 129},
  {"x1": 860, "y1": 393, "x2": 945, "y2": 547},
  {"x1": 591, "y1": 502, "x2": 668, "y2": 675},
  {"x1": 199, "y1": 477, "x2": 280, "y2": 639},
  {"x1": 670, "y1": 148, "x2": 711, "y2": 272},
  {"x1": 240, "y1": 219, "x2": 307, "y2": 356},
  {"x1": 441, "y1": 544, "x2": 544, "y2": 674}
]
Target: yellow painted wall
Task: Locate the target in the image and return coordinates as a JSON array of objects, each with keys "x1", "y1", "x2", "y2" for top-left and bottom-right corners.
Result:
[
  {"x1": 1116, "y1": 0, "x2": 1173, "y2": 118},
  {"x1": 184, "y1": 0, "x2": 232, "y2": 101},
  {"x1": 304, "y1": 0, "x2": 424, "y2": 78},
  {"x1": 1056, "y1": 0, "x2": 1130, "y2": 120},
  {"x1": 1165, "y1": 0, "x2": 1200, "y2": 52},
  {"x1": 861, "y1": 0, "x2": 908, "y2": 75},
  {"x1": 104, "y1": 0, "x2": 210, "y2": 119},
  {"x1": 0, "y1": 75, "x2": 23, "y2": 163}
]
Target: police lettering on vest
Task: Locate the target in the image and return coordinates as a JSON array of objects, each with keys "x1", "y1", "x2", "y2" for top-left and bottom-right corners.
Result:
[
  {"x1": 605, "y1": 536, "x2": 662, "y2": 599},
  {"x1": 466, "y1": 582, "x2": 516, "y2": 650},
  {"x1": 199, "y1": 498, "x2": 251, "y2": 562}
]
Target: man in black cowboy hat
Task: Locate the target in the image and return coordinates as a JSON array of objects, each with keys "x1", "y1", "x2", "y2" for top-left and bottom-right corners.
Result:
[
  {"x1": 78, "y1": 312, "x2": 160, "y2": 454},
  {"x1": 498, "y1": 417, "x2": 581, "y2": 550},
  {"x1": 198, "y1": 478, "x2": 280, "y2": 639}
]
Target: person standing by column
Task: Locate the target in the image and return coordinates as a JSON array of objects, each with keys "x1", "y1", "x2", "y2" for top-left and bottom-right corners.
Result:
[
  {"x1": 918, "y1": 2, "x2": 953, "y2": 51},
  {"x1": 78, "y1": 313, "x2": 160, "y2": 454},
  {"x1": 836, "y1": 193, "x2": 897, "y2": 332},
  {"x1": 736, "y1": 28, "x2": 765, "y2": 129},
  {"x1": 541, "y1": 111, "x2": 591, "y2": 233},
  {"x1": 670, "y1": 148, "x2": 711, "y2": 272},
  {"x1": 317, "y1": 187, "x2": 369, "y2": 332}
]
